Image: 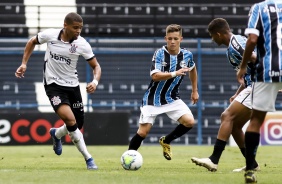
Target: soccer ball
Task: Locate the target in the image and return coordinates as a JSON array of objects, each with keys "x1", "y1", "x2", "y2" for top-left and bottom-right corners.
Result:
[{"x1": 120, "y1": 150, "x2": 143, "y2": 170}]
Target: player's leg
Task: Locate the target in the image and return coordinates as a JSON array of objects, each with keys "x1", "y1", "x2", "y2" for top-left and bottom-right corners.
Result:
[
  {"x1": 128, "y1": 107, "x2": 155, "y2": 150},
  {"x1": 230, "y1": 106, "x2": 259, "y2": 172},
  {"x1": 211, "y1": 102, "x2": 248, "y2": 168},
  {"x1": 49, "y1": 124, "x2": 68, "y2": 155},
  {"x1": 45, "y1": 83, "x2": 65, "y2": 155},
  {"x1": 56, "y1": 104, "x2": 97, "y2": 170},
  {"x1": 128, "y1": 123, "x2": 152, "y2": 150},
  {"x1": 191, "y1": 102, "x2": 244, "y2": 171},
  {"x1": 244, "y1": 82, "x2": 280, "y2": 183},
  {"x1": 191, "y1": 102, "x2": 244, "y2": 172},
  {"x1": 192, "y1": 87, "x2": 256, "y2": 172},
  {"x1": 161, "y1": 100, "x2": 194, "y2": 160}
]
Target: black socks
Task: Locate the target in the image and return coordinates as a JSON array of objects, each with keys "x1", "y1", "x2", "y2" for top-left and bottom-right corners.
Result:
[
  {"x1": 164, "y1": 124, "x2": 192, "y2": 144},
  {"x1": 245, "y1": 132, "x2": 260, "y2": 170},
  {"x1": 128, "y1": 133, "x2": 145, "y2": 150},
  {"x1": 209, "y1": 139, "x2": 227, "y2": 164}
]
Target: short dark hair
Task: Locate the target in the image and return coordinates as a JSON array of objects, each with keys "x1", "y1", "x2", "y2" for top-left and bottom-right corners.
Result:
[
  {"x1": 64, "y1": 12, "x2": 83, "y2": 25},
  {"x1": 208, "y1": 18, "x2": 230, "y2": 34},
  {"x1": 166, "y1": 24, "x2": 182, "y2": 36}
]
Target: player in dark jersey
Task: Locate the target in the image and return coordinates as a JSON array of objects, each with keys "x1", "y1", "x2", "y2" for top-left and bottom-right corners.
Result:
[
  {"x1": 237, "y1": 1, "x2": 282, "y2": 183},
  {"x1": 127, "y1": 24, "x2": 199, "y2": 160},
  {"x1": 15, "y1": 12, "x2": 101, "y2": 170},
  {"x1": 191, "y1": 18, "x2": 259, "y2": 172}
]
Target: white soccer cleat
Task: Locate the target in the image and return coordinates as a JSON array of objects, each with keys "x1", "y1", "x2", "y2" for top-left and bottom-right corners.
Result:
[
  {"x1": 233, "y1": 165, "x2": 260, "y2": 172},
  {"x1": 191, "y1": 157, "x2": 218, "y2": 172}
]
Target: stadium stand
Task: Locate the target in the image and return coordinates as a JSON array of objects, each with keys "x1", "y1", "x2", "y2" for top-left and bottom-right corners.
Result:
[{"x1": 0, "y1": 1, "x2": 28, "y2": 37}]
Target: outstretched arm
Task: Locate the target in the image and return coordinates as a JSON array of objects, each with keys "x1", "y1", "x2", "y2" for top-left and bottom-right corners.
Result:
[{"x1": 15, "y1": 36, "x2": 38, "y2": 78}]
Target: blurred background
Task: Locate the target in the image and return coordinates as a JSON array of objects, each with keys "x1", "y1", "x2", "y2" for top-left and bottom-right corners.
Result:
[{"x1": 1, "y1": 0, "x2": 281, "y2": 146}]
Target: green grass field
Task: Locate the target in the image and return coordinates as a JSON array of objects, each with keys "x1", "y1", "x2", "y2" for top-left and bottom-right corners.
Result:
[{"x1": 0, "y1": 145, "x2": 281, "y2": 184}]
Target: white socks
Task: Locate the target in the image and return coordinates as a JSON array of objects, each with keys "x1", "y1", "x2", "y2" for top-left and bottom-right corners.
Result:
[
  {"x1": 69, "y1": 128, "x2": 92, "y2": 160},
  {"x1": 55, "y1": 124, "x2": 68, "y2": 139}
]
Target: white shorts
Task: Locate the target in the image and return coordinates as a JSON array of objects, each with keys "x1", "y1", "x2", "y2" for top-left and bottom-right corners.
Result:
[
  {"x1": 139, "y1": 99, "x2": 193, "y2": 125},
  {"x1": 234, "y1": 86, "x2": 252, "y2": 109},
  {"x1": 252, "y1": 82, "x2": 282, "y2": 112}
]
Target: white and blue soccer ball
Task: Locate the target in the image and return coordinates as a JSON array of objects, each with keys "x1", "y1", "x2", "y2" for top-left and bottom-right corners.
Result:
[{"x1": 120, "y1": 150, "x2": 143, "y2": 170}]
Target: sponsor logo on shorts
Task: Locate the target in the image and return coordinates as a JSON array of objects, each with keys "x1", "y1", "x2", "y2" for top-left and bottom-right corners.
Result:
[{"x1": 73, "y1": 101, "x2": 83, "y2": 108}]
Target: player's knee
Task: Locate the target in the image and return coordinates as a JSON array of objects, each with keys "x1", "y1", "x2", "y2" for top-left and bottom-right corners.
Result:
[
  {"x1": 221, "y1": 111, "x2": 231, "y2": 122},
  {"x1": 137, "y1": 128, "x2": 150, "y2": 138},
  {"x1": 181, "y1": 118, "x2": 195, "y2": 127},
  {"x1": 179, "y1": 115, "x2": 195, "y2": 127}
]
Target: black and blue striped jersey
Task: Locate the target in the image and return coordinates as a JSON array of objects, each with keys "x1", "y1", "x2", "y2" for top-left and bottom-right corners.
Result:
[
  {"x1": 142, "y1": 46, "x2": 195, "y2": 106},
  {"x1": 227, "y1": 34, "x2": 255, "y2": 87},
  {"x1": 246, "y1": 0, "x2": 282, "y2": 82}
]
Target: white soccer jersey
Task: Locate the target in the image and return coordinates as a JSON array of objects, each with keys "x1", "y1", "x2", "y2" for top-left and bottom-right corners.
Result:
[{"x1": 37, "y1": 28, "x2": 95, "y2": 87}]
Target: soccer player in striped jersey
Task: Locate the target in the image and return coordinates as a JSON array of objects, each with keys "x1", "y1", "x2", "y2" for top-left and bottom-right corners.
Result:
[
  {"x1": 237, "y1": 1, "x2": 282, "y2": 183},
  {"x1": 128, "y1": 24, "x2": 199, "y2": 160},
  {"x1": 191, "y1": 18, "x2": 259, "y2": 172},
  {"x1": 15, "y1": 12, "x2": 101, "y2": 170}
]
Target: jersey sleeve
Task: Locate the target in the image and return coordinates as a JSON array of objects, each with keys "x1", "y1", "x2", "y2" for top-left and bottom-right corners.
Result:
[
  {"x1": 245, "y1": 3, "x2": 260, "y2": 36},
  {"x1": 37, "y1": 29, "x2": 53, "y2": 44},
  {"x1": 81, "y1": 40, "x2": 95, "y2": 61},
  {"x1": 150, "y1": 49, "x2": 163, "y2": 75},
  {"x1": 187, "y1": 52, "x2": 195, "y2": 70}
]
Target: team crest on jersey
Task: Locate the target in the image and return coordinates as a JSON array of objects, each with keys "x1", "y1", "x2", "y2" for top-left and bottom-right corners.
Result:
[
  {"x1": 51, "y1": 96, "x2": 61, "y2": 106},
  {"x1": 69, "y1": 44, "x2": 78, "y2": 53},
  {"x1": 161, "y1": 61, "x2": 167, "y2": 67},
  {"x1": 180, "y1": 60, "x2": 187, "y2": 68}
]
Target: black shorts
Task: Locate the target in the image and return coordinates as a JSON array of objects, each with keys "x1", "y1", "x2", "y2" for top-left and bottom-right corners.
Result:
[{"x1": 44, "y1": 83, "x2": 84, "y2": 129}]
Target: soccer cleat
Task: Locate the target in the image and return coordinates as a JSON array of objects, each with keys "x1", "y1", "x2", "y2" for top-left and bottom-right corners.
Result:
[
  {"x1": 86, "y1": 157, "x2": 98, "y2": 170},
  {"x1": 191, "y1": 157, "x2": 218, "y2": 172},
  {"x1": 244, "y1": 170, "x2": 257, "y2": 183},
  {"x1": 233, "y1": 165, "x2": 260, "y2": 172},
  {"x1": 159, "y1": 136, "x2": 172, "y2": 160},
  {"x1": 49, "y1": 128, "x2": 62, "y2": 156}
]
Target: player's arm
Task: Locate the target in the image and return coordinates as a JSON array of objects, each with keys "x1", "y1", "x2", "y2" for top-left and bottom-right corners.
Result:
[
  {"x1": 86, "y1": 57, "x2": 101, "y2": 93},
  {"x1": 188, "y1": 66, "x2": 199, "y2": 104},
  {"x1": 152, "y1": 67, "x2": 190, "y2": 81},
  {"x1": 237, "y1": 34, "x2": 258, "y2": 84},
  {"x1": 230, "y1": 84, "x2": 245, "y2": 103},
  {"x1": 15, "y1": 36, "x2": 39, "y2": 78},
  {"x1": 250, "y1": 52, "x2": 257, "y2": 63}
]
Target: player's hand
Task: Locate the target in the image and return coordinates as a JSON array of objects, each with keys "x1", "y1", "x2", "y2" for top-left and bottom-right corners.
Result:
[
  {"x1": 176, "y1": 68, "x2": 190, "y2": 76},
  {"x1": 15, "y1": 64, "x2": 27, "y2": 78},
  {"x1": 191, "y1": 91, "x2": 199, "y2": 105},
  {"x1": 86, "y1": 82, "x2": 97, "y2": 93},
  {"x1": 236, "y1": 67, "x2": 246, "y2": 84},
  {"x1": 229, "y1": 95, "x2": 236, "y2": 103}
]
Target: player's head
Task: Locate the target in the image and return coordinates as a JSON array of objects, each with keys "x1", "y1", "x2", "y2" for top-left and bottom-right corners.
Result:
[
  {"x1": 208, "y1": 18, "x2": 231, "y2": 46},
  {"x1": 165, "y1": 24, "x2": 183, "y2": 55},
  {"x1": 64, "y1": 12, "x2": 83, "y2": 40}
]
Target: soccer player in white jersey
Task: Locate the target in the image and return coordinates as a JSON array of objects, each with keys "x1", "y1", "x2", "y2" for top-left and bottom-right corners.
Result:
[
  {"x1": 127, "y1": 24, "x2": 199, "y2": 160},
  {"x1": 15, "y1": 12, "x2": 101, "y2": 170},
  {"x1": 237, "y1": 1, "x2": 282, "y2": 183},
  {"x1": 191, "y1": 18, "x2": 259, "y2": 172}
]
